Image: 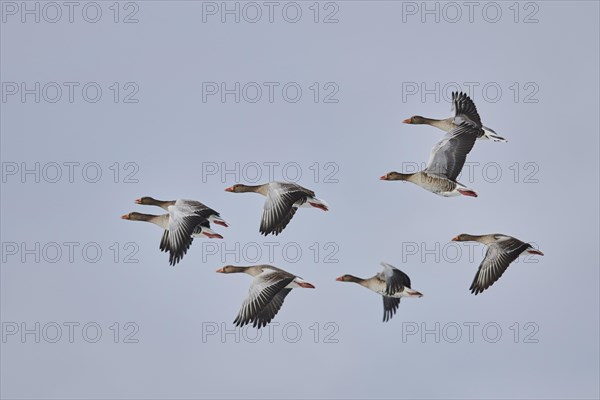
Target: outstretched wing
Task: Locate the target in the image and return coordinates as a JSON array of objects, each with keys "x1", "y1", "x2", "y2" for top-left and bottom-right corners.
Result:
[
  {"x1": 470, "y1": 237, "x2": 530, "y2": 295},
  {"x1": 166, "y1": 212, "x2": 205, "y2": 266},
  {"x1": 234, "y1": 270, "x2": 295, "y2": 327},
  {"x1": 252, "y1": 288, "x2": 293, "y2": 328},
  {"x1": 260, "y1": 183, "x2": 314, "y2": 236},
  {"x1": 164, "y1": 202, "x2": 215, "y2": 266},
  {"x1": 380, "y1": 262, "x2": 411, "y2": 296},
  {"x1": 159, "y1": 229, "x2": 170, "y2": 253},
  {"x1": 451, "y1": 91, "x2": 482, "y2": 128},
  {"x1": 425, "y1": 124, "x2": 479, "y2": 180},
  {"x1": 382, "y1": 296, "x2": 401, "y2": 323}
]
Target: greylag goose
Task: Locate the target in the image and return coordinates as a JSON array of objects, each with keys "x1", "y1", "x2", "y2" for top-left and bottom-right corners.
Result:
[
  {"x1": 224, "y1": 182, "x2": 328, "y2": 236},
  {"x1": 452, "y1": 233, "x2": 544, "y2": 295},
  {"x1": 135, "y1": 196, "x2": 228, "y2": 227},
  {"x1": 381, "y1": 92, "x2": 481, "y2": 197},
  {"x1": 121, "y1": 212, "x2": 223, "y2": 239},
  {"x1": 403, "y1": 91, "x2": 506, "y2": 142},
  {"x1": 121, "y1": 212, "x2": 223, "y2": 265},
  {"x1": 216, "y1": 264, "x2": 315, "y2": 328},
  {"x1": 122, "y1": 197, "x2": 226, "y2": 265},
  {"x1": 336, "y1": 262, "x2": 423, "y2": 322}
]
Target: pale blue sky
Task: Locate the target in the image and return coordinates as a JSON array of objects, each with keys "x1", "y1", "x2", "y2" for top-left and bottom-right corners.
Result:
[{"x1": 1, "y1": 1, "x2": 599, "y2": 399}]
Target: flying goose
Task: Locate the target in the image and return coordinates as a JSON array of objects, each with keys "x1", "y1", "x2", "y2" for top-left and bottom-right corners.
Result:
[
  {"x1": 225, "y1": 182, "x2": 328, "y2": 236},
  {"x1": 121, "y1": 212, "x2": 223, "y2": 265},
  {"x1": 216, "y1": 264, "x2": 315, "y2": 328},
  {"x1": 452, "y1": 233, "x2": 544, "y2": 295},
  {"x1": 336, "y1": 262, "x2": 423, "y2": 322},
  {"x1": 403, "y1": 92, "x2": 506, "y2": 142},
  {"x1": 121, "y1": 212, "x2": 223, "y2": 239},
  {"x1": 381, "y1": 92, "x2": 481, "y2": 197},
  {"x1": 135, "y1": 196, "x2": 228, "y2": 227},
  {"x1": 123, "y1": 197, "x2": 227, "y2": 265}
]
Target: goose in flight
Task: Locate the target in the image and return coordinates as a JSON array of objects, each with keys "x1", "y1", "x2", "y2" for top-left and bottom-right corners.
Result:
[
  {"x1": 452, "y1": 233, "x2": 544, "y2": 294},
  {"x1": 123, "y1": 197, "x2": 227, "y2": 265},
  {"x1": 122, "y1": 212, "x2": 222, "y2": 237},
  {"x1": 336, "y1": 262, "x2": 423, "y2": 322},
  {"x1": 403, "y1": 91, "x2": 506, "y2": 142},
  {"x1": 225, "y1": 182, "x2": 328, "y2": 236},
  {"x1": 135, "y1": 196, "x2": 228, "y2": 227},
  {"x1": 216, "y1": 264, "x2": 315, "y2": 328},
  {"x1": 381, "y1": 92, "x2": 482, "y2": 197}
]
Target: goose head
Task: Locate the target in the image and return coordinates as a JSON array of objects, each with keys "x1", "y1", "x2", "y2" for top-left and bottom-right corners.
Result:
[
  {"x1": 380, "y1": 172, "x2": 410, "y2": 181},
  {"x1": 336, "y1": 274, "x2": 362, "y2": 283},
  {"x1": 121, "y1": 212, "x2": 149, "y2": 221},
  {"x1": 225, "y1": 184, "x2": 241, "y2": 192},
  {"x1": 134, "y1": 196, "x2": 157, "y2": 205},
  {"x1": 452, "y1": 233, "x2": 479, "y2": 242},
  {"x1": 403, "y1": 115, "x2": 426, "y2": 124},
  {"x1": 224, "y1": 184, "x2": 263, "y2": 193},
  {"x1": 216, "y1": 265, "x2": 247, "y2": 273}
]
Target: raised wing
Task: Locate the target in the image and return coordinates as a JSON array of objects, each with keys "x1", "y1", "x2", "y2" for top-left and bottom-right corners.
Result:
[
  {"x1": 451, "y1": 91, "x2": 482, "y2": 128},
  {"x1": 175, "y1": 199, "x2": 219, "y2": 219},
  {"x1": 380, "y1": 262, "x2": 411, "y2": 296}
]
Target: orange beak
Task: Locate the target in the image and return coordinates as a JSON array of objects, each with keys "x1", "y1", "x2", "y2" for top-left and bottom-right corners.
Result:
[
  {"x1": 403, "y1": 118, "x2": 412, "y2": 124},
  {"x1": 335, "y1": 276, "x2": 344, "y2": 281},
  {"x1": 215, "y1": 267, "x2": 224, "y2": 273},
  {"x1": 121, "y1": 214, "x2": 130, "y2": 219},
  {"x1": 451, "y1": 236, "x2": 460, "y2": 241},
  {"x1": 134, "y1": 198, "x2": 142, "y2": 204},
  {"x1": 224, "y1": 186, "x2": 233, "y2": 192},
  {"x1": 380, "y1": 175, "x2": 388, "y2": 180}
]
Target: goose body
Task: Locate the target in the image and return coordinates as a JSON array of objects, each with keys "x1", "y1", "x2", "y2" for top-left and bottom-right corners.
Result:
[
  {"x1": 121, "y1": 212, "x2": 222, "y2": 238},
  {"x1": 225, "y1": 182, "x2": 328, "y2": 236},
  {"x1": 383, "y1": 171, "x2": 477, "y2": 197},
  {"x1": 216, "y1": 264, "x2": 315, "y2": 328},
  {"x1": 381, "y1": 92, "x2": 481, "y2": 197},
  {"x1": 452, "y1": 233, "x2": 544, "y2": 294},
  {"x1": 336, "y1": 262, "x2": 423, "y2": 322},
  {"x1": 403, "y1": 94, "x2": 506, "y2": 142},
  {"x1": 135, "y1": 197, "x2": 229, "y2": 227},
  {"x1": 123, "y1": 197, "x2": 227, "y2": 266}
]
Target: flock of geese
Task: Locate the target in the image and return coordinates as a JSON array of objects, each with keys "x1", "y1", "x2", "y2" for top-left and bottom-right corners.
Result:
[{"x1": 122, "y1": 92, "x2": 543, "y2": 326}]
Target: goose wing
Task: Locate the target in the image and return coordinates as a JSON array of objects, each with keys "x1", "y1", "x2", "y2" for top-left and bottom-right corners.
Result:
[
  {"x1": 470, "y1": 236, "x2": 530, "y2": 295},
  {"x1": 252, "y1": 288, "x2": 293, "y2": 328},
  {"x1": 260, "y1": 182, "x2": 314, "y2": 236},
  {"x1": 164, "y1": 203, "x2": 213, "y2": 266},
  {"x1": 451, "y1": 91, "x2": 482, "y2": 128},
  {"x1": 175, "y1": 199, "x2": 220, "y2": 219},
  {"x1": 380, "y1": 262, "x2": 411, "y2": 296},
  {"x1": 234, "y1": 268, "x2": 295, "y2": 327},
  {"x1": 382, "y1": 296, "x2": 401, "y2": 323},
  {"x1": 424, "y1": 124, "x2": 479, "y2": 181}
]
